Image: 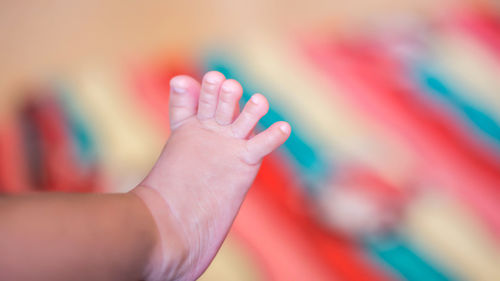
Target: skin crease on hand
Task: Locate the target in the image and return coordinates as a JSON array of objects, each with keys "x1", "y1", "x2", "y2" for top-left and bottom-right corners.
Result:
[{"x1": 133, "y1": 71, "x2": 291, "y2": 281}]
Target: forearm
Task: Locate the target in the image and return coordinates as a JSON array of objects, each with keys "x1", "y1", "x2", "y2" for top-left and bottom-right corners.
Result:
[{"x1": 0, "y1": 192, "x2": 159, "y2": 281}]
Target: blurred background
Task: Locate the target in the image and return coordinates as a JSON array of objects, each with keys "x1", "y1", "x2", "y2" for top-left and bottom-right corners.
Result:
[{"x1": 1, "y1": 0, "x2": 500, "y2": 280}]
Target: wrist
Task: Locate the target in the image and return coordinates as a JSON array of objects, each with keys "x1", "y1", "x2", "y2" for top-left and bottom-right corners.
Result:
[{"x1": 130, "y1": 186, "x2": 190, "y2": 281}]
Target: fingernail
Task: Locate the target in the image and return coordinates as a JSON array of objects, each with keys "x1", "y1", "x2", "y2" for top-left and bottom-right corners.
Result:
[
  {"x1": 171, "y1": 86, "x2": 186, "y2": 93},
  {"x1": 279, "y1": 124, "x2": 290, "y2": 134},
  {"x1": 251, "y1": 94, "x2": 260, "y2": 104},
  {"x1": 205, "y1": 72, "x2": 222, "y2": 84}
]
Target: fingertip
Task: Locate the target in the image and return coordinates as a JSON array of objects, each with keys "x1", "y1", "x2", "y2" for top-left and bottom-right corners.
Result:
[
  {"x1": 277, "y1": 121, "x2": 291, "y2": 135},
  {"x1": 221, "y1": 79, "x2": 243, "y2": 93},
  {"x1": 249, "y1": 94, "x2": 269, "y2": 115},
  {"x1": 203, "y1": 71, "x2": 226, "y2": 84},
  {"x1": 170, "y1": 75, "x2": 199, "y2": 93},
  {"x1": 250, "y1": 93, "x2": 266, "y2": 105}
]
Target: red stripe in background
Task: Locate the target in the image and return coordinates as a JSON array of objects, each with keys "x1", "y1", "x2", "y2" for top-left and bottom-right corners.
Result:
[
  {"x1": 447, "y1": 7, "x2": 500, "y2": 63},
  {"x1": 129, "y1": 55, "x2": 201, "y2": 137},
  {"x1": 232, "y1": 154, "x2": 396, "y2": 281},
  {"x1": 28, "y1": 95, "x2": 97, "y2": 192},
  {"x1": 302, "y1": 39, "x2": 500, "y2": 240},
  {"x1": 0, "y1": 118, "x2": 31, "y2": 193}
]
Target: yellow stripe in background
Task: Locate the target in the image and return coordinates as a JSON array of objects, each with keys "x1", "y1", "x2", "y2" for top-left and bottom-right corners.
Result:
[
  {"x1": 431, "y1": 32, "x2": 500, "y2": 122},
  {"x1": 199, "y1": 233, "x2": 264, "y2": 281},
  {"x1": 404, "y1": 192, "x2": 500, "y2": 281},
  {"x1": 71, "y1": 64, "x2": 165, "y2": 192},
  {"x1": 234, "y1": 33, "x2": 418, "y2": 188}
]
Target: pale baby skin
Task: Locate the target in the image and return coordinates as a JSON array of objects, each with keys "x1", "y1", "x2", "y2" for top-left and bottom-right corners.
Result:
[{"x1": 134, "y1": 71, "x2": 291, "y2": 281}]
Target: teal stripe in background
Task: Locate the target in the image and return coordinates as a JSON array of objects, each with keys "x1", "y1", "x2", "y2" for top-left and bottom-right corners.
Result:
[
  {"x1": 56, "y1": 83, "x2": 99, "y2": 166},
  {"x1": 365, "y1": 235, "x2": 460, "y2": 281},
  {"x1": 413, "y1": 63, "x2": 500, "y2": 152},
  {"x1": 204, "y1": 53, "x2": 460, "y2": 281}
]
